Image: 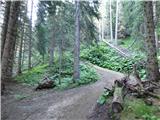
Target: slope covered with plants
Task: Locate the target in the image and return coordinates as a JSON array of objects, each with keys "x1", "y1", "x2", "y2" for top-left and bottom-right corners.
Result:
[{"x1": 81, "y1": 42, "x2": 147, "y2": 79}]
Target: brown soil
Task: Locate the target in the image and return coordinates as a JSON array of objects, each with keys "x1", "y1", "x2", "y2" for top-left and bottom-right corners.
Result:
[{"x1": 2, "y1": 65, "x2": 124, "y2": 120}]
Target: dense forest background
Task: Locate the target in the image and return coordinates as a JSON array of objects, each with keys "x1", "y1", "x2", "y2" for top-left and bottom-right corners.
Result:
[
  {"x1": 0, "y1": 1, "x2": 159, "y2": 84},
  {"x1": 1, "y1": 0, "x2": 160, "y2": 119}
]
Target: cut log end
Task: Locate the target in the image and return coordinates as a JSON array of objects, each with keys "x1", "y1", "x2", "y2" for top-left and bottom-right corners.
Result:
[{"x1": 112, "y1": 102, "x2": 123, "y2": 113}]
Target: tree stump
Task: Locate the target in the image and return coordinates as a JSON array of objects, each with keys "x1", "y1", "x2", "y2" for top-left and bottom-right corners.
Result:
[{"x1": 35, "y1": 76, "x2": 55, "y2": 90}]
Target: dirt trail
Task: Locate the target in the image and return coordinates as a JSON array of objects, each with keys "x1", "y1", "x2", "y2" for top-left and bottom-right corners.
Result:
[{"x1": 2, "y1": 65, "x2": 124, "y2": 120}]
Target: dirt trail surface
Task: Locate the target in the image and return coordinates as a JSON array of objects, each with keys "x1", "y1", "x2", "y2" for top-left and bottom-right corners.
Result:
[{"x1": 2, "y1": 65, "x2": 125, "y2": 120}]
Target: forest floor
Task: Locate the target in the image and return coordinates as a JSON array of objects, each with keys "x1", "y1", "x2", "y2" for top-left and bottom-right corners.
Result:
[{"x1": 2, "y1": 65, "x2": 139, "y2": 120}]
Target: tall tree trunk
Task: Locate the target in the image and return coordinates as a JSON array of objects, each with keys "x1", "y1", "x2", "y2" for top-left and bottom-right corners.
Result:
[
  {"x1": 58, "y1": 40, "x2": 62, "y2": 84},
  {"x1": 73, "y1": 0, "x2": 80, "y2": 81},
  {"x1": 98, "y1": 22, "x2": 102, "y2": 41},
  {"x1": 109, "y1": 0, "x2": 113, "y2": 43},
  {"x1": 49, "y1": 47, "x2": 54, "y2": 66},
  {"x1": 49, "y1": 30, "x2": 56, "y2": 66},
  {"x1": 17, "y1": 22, "x2": 25, "y2": 74},
  {"x1": 115, "y1": 0, "x2": 119, "y2": 45},
  {"x1": 28, "y1": 0, "x2": 33, "y2": 70},
  {"x1": 101, "y1": 20, "x2": 104, "y2": 40},
  {"x1": 22, "y1": 39, "x2": 26, "y2": 69},
  {"x1": 1, "y1": 1, "x2": 11, "y2": 58},
  {"x1": 144, "y1": 1, "x2": 160, "y2": 81},
  {"x1": 1, "y1": 1, "x2": 21, "y2": 83}
]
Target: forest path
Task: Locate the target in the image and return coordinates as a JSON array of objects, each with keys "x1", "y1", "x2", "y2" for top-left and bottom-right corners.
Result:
[{"x1": 2, "y1": 65, "x2": 125, "y2": 120}]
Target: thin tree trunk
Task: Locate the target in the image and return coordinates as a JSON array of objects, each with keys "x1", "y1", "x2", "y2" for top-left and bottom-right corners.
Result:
[
  {"x1": 49, "y1": 47, "x2": 54, "y2": 66},
  {"x1": 20, "y1": 2, "x2": 27, "y2": 71},
  {"x1": 101, "y1": 20, "x2": 104, "y2": 40},
  {"x1": 153, "y1": 0, "x2": 158, "y2": 50},
  {"x1": 115, "y1": 0, "x2": 119, "y2": 45},
  {"x1": 1, "y1": 1, "x2": 21, "y2": 83},
  {"x1": 58, "y1": 40, "x2": 62, "y2": 85},
  {"x1": 98, "y1": 22, "x2": 101, "y2": 41},
  {"x1": 11, "y1": 25, "x2": 19, "y2": 76},
  {"x1": 144, "y1": 1, "x2": 160, "y2": 81},
  {"x1": 49, "y1": 31, "x2": 56, "y2": 66},
  {"x1": 109, "y1": 0, "x2": 113, "y2": 43},
  {"x1": 73, "y1": 0, "x2": 80, "y2": 81},
  {"x1": 22, "y1": 39, "x2": 26, "y2": 69},
  {"x1": 42, "y1": 55, "x2": 45, "y2": 64},
  {"x1": 28, "y1": 0, "x2": 33, "y2": 70},
  {"x1": 1, "y1": 1, "x2": 11, "y2": 58}
]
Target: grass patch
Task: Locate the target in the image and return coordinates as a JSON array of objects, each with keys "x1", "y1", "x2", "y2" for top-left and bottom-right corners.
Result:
[{"x1": 121, "y1": 98, "x2": 160, "y2": 120}]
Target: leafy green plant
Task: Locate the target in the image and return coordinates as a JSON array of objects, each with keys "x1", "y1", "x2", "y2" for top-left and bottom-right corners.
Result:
[
  {"x1": 142, "y1": 114, "x2": 160, "y2": 120},
  {"x1": 97, "y1": 90, "x2": 113, "y2": 104},
  {"x1": 78, "y1": 64, "x2": 99, "y2": 85}
]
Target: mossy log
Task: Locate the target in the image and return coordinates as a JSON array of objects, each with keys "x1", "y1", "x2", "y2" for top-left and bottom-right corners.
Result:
[{"x1": 112, "y1": 80, "x2": 124, "y2": 113}]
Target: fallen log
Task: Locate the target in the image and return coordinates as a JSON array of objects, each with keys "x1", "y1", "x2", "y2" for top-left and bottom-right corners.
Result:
[
  {"x1": 95, "y1": 64, "x2": 160, "y2": 119},
  {"x1": 35, "y1": 76, "x2": 56, "y2": 90},
  {"x1": 112, "y1": 80, "x2": 124, "y2": 113},
  {"x1": 102, "y1": 40, "x2": 130, "y2": 57}
]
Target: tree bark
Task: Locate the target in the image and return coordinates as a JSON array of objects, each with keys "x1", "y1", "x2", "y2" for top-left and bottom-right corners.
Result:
[
  {"x1": 73, "y1": 0, "x2": 80, "y2": 81},
  {"x1": 1, "y1": 1, "x2": 11, "y2": 58},
  {"x1": 143, "y1": 1, "x2": 160, "y2": 81},
  {"x1": 1, "y1": 1, "x2": 21, "y2": 83},
  {"x1": 28, "y1": 0, "x2": 33, "y2": 70}
]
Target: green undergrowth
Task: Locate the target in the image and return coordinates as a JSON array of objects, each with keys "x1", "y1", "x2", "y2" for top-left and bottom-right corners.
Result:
[
  {"x1": 121, "y1": 98, "x2": 160, "y2": 120},
  {"x1": 97, "y1": 89, "x2": 113, "y2": 104},
  {"x1": 120, "y1": 37, "x2": 160, "y2": 64},
  {"x1": 15, "y1": 56, "x2": 99, "y2": 90},
  {"x1": 81, "y1": 42, "x2": 146, "y2": 79},
  {"x1": 97, "y1": 90, "x2": 160, "y2": 120}
]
